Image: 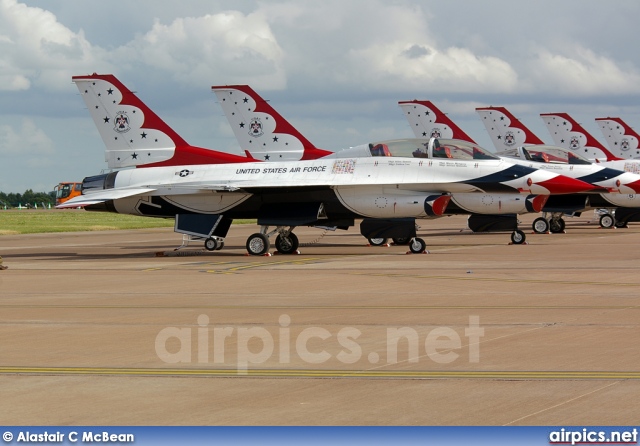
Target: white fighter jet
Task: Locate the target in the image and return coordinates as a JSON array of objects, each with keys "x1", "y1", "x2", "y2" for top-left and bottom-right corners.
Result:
[
  {"x1": 59, "y1": 74, "x2": 592, "y2": 254},
  {"x1": 398, "y1": 102, "x2": 640, "y2": 232},
  {"x1": 213, "y1": 87, "x2": 599, "y2": 244},
  {"x1": 476, "y1": 106, "x2": 640, "y2": 229}
]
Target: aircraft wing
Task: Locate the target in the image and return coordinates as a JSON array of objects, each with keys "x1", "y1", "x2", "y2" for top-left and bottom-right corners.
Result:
[{"x1": 55, "y1": 187, "x2": 157, "y2": 208}]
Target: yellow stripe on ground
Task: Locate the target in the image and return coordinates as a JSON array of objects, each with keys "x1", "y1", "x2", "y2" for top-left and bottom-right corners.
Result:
[
  {"x1": 0, "y1": 367, "x2": 638, "y2": 380},
  {"x1": 0, "y1": 304, "x2": 638, "y2": 310}
]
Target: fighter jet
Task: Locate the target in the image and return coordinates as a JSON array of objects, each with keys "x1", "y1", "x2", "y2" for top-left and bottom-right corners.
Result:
[
  {"x1": 399, "y1": 102, "x2": 640, "y2": 232},
  {"x1": 59, "y1": 74, "x2": 592, "y2": 254},
  {"x1": 476, "y1": 106, "x2": 640, "y2": 229},
  {"x1": 211, "y1": 85, "x2": 596, "y2": 245}
]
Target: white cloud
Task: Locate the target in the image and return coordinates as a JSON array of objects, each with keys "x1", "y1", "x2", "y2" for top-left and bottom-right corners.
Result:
[
  {"x1": 115, "y1": 11, "x2": 286, "y2": 89},
  {"x1": 0, "y1": 0, "x2": 111, "y2": 90},
  {"x1": 258, "y1": 1, "x2": 519, "y2": 94},
  {"x1": 351, "y1": 42, "x2": 518, "y2": 93},
  {"x1": 0, "y1": 118, "x2": 54, "y2": 155},
  {"x1": 525, "y1": 46, "x2": 640, "y2": 95}
]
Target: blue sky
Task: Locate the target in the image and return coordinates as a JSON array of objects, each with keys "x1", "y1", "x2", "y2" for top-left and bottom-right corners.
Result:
[{"x1": 2, "y1": 0, "x2": 640, "y2": 192}]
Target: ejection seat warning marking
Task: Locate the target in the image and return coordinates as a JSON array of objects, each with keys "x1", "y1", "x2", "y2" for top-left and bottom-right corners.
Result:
[{"x1": 332, "y1": 159, "x2": 356, "y2": 174}]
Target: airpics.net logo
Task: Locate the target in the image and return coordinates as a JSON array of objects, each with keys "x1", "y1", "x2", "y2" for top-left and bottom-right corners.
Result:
[{"x1": 155, "y1": 315, "x2": 484, "y2": 373}]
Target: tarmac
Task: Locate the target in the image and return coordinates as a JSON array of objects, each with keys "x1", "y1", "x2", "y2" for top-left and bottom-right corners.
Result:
[{"x1": 1, "y1": 213, "x2": 639, "y2": 425}]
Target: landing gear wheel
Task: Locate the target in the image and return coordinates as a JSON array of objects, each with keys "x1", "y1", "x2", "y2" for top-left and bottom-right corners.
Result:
[
  {"x1": 216, "y1": 241, "x2": 224, "y2": 251},
  {"x1": 599, "y1": 213, "x2": 615, "y2": 229},
  {"x1": 615, "y1": 221, "x2": 628, "y2": 229},
  {"x1": 204, "y1": 237, "x2": 218, "y2": 251},
  {"x1": 275, "y1": 233, "x2": 299, "y2": 254},
  {"x1": 549, "y1": 218, "x2": 565, "y2": 233},
  {"x1": 246, "y1": 233, "x2": 270, "y2": 256},
  {"x1": 392, "y1": 237, "x2": 410, "y2": 245},
  {"x1": 532, "y1": 217, "x2": 549, "y2": 234},
  {"x1": 409, "y1": 237, "x2": 427, "y2": 254},
  {"x1": 511, "y1": 230, "x2": 526, "y2": 245},
  {"x1": 368, "y1": 237, "x2": 388, "y2": 246}
]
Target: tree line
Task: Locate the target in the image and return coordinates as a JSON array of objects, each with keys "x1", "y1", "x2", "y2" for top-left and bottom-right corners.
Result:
[{"x1": 0, "y1": 190, "x2": 56, "y2": 208}]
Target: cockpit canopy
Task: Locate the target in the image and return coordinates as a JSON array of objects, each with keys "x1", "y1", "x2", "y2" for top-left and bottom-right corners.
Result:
[
  {"x1": 368, "y1": 138, "x2": 499, "y2": 161},
  {"x1": 498, "y1": 145, "x2": 591, "y2": 165}
]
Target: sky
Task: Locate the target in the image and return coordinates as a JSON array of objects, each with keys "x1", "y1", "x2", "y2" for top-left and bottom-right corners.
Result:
[{"x1": 2, "y1": 0, "x2": 640, "y2": 192}]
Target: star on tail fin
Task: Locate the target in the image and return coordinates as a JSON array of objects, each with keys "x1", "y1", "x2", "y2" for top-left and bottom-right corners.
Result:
[
  {"x1": 541, "y1": 112, "x2": 622, "y2": 162},
  {"x1": 73, "y1": 73, "x2": 250, "y2": 169},
  {"x1": 476, "y1": 106, "x2": 544, "y2": 151},
  {"x1": 398, "y1": 100, "x2": 476, "y2": 143},
  {"x1": 212, "y1": 85, "x2": 332, "y2": 161},
  {"x1": 595, "y1": 117, "x2": 640, "y2": 160}
]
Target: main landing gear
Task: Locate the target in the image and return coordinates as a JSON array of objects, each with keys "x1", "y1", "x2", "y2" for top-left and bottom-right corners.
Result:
[
  {"x1": 367, "y1": 236, "x2": 427, "y2": 253},
  {"x1": 531, "y1": 213, "x2": 565, "y2": 234},
  {"x1": 246, "y1": 226, "x2": 300, "y2": 256}
]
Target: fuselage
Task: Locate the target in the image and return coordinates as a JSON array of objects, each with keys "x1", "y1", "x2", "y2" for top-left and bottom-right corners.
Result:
[{"x1": 76, "y1": 150, "x2": 570, "y2": 221}]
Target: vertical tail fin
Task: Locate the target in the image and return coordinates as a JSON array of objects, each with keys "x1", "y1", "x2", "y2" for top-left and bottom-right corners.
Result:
[
  {"x1": 211, "y1": 85, "x2": 332, "y2": 161},
  {"x1": 476, "y1": 106, "x2": 545, "y2": 151},
  {"x1": 595, "y1": 117, "x2": 640, "y2": 159},
  {"x1": 540, "y1": 112, "x2": 622, "y2": 162},
  {"x1": 73, "y1": 73, "x2": 250, "y2": 169},
  {"x1": 398, "y1": 100, "x2": 476, "y2": 143}
]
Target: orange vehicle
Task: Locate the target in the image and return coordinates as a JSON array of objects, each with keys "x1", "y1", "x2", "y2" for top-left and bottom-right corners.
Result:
[{"x1": 54, "y1": 182, "x2": 82, "y2": 206}]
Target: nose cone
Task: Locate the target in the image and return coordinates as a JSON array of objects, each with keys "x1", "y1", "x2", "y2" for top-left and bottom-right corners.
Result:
[{"x1": 532, "y1": 175, "x2": 596, "y2": 194}]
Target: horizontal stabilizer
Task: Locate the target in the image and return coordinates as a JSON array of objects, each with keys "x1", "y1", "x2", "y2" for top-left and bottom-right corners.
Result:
[{"x1": 55, "y1": 187, "x2": 156, "y2": 208}]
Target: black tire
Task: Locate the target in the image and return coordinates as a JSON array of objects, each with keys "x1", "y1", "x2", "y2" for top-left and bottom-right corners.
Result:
[
  {"x1": 368, "y1": 237, "x2": 388, "y2": 246},
  {"x1": 532, "y1": 217, "x2": 549, "y2": 234},
  {"x1": 216, "y1": 241, "x2": 224, "y2": 250},
  {"x1": 204, "y1": 237, "x2": 218, "y2": 251},
  {"x1": 409, "y1": 237, "x2": 427, "y2": 254},
  {"x1": 615, "y1": 221, "x2": 628, "y2": 229},
  {"x1": 275, "y1": 233, "x2": 299, "y2": 254},
  {"x1": 599, "y1": 214, "x2": 615, "y2": 229},
  {"x1": 549, "y1": 218, "x2": 565, "y2": 233},
  {"x1": 392, "y1": 237, "x2": 410, "y2": 245},
  {"x1": 246, "y1": 233, "x2": 270, "y2": 256},
  {"x1": 511, "y1": 230, "x2": 526, "y2": 244}
]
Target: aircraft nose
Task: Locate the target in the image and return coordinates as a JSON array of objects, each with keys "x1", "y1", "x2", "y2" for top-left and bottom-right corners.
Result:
[{"x1": 532, "y1": 175, "x2": 596, "y2": 194}]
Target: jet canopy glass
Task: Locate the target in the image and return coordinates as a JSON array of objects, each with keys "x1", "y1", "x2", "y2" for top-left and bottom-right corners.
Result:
[
  {"x1": 368, "y1": 138, "x2": 499, "y2": 160},
  {"x1": 499, "y1": 145, "x2": 591, "y2": 165}
]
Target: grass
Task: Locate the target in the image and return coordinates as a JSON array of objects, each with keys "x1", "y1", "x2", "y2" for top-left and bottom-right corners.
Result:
[{"x1": 0, "y1": 209, "x2": 254, "y2": 235}]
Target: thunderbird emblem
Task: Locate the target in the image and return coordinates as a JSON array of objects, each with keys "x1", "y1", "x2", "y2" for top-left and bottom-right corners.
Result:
[
  {"x1": 621, "y1": 138, "x2": 630, "y2": 151},
  {"x1": 570, "y1": 136, "x2": 580, "y2": 149},
  {"x1": 249, "y1": 118, "x2": 264, "y2": 137},
  {"x1": 504, "y1": 131, "x2": 515, "y2": 146},
  {"x1": 114, "y1": 112, "x2": 130, "y2": 133}
]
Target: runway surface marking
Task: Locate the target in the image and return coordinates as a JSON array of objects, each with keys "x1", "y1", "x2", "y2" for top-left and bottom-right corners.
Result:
[
  {"x1": 143, "y1": 257, "x2": 327, "y2": 274},
  {"x1": 1, "y1": 367, "x2": 639, "y2": 380},
  {"x1": 1, "y1": 304, "x2": 638, "y2": 310},
  {"x1": 355, "y1": 272, "x2": 640, "y2": 287},
  {"x1": 503, "y1": 382, "x2": 620, "y2": 426}
]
